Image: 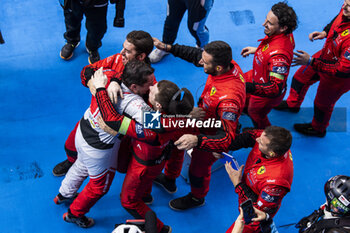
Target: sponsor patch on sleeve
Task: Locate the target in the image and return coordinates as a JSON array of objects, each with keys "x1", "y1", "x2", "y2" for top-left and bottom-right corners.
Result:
[
  {"x1": 261, "y1": 191, "x2": 280, "y2": 203},
  {"x1": 222, "y1": 112, "x2": 237, "y2": 121},
  {"x1": 270, "y1": 72, "x2": 285, "y2": 80},
  {"x1": 344, "y1": 48, "x2": 350, "y2": 60},
  {"x1": 264, "y1": 187, "x2": 283, "y2": 196},
  {"x1": 135, "y1": 123, "x2": 145, "y2": 138},
  {"x1": 272, "y1": 66, "x2": 288, "y2": 74},
  {"x1": 220, "y1": 102, "x2": 239, "y2": 112}
]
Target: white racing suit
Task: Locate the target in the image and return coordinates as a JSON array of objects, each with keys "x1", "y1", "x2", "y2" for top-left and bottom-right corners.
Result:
[{"x1": 59, "y1": 83, "x2": 152, "y2": 217}]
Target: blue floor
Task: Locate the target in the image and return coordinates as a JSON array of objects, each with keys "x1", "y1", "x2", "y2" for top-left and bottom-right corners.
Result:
[{"x1": 1, "y1": 0, "x2": 349, "y2": 232}]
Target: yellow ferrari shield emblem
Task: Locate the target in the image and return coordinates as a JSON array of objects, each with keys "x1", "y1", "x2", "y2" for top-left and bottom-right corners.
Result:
[
  {"x1": 262, "y1": 44, "x2": 269, "y2": 52},
  {"x1": 257, "y1": 166, "x2": 266, "y2": 175},
  {"x1": 239, "y1": 74, "x2": 245, "y2": 83},
  {"x1": 342, "y1": 29, "x2": 349, "y2": 36},
  {"x1": 210, "y1": 87, "x2": 216, "y2": 96},
  {"x1": 289, "y1": 151, "x2": 293, "y2": 161}
]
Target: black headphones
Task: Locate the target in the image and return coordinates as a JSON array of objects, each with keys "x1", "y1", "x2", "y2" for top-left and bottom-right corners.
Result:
[{"x1": 168, "y1": 88, "x2": 194, "y2": 115}]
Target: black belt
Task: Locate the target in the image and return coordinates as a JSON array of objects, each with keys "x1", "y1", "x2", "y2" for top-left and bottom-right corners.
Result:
[
  {"x1": 133, "y1": 151, "x2": 167, "y2": 166},
  {"x1": 132, "y1": 141, "x2": 174, "y2": 166}
]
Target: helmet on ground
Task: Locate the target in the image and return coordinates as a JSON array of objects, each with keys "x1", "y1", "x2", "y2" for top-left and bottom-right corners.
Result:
[
  {"x1": 112, "y1": 224, "x2": 142, "y2": 233},
  {"x1": 324, "y1": 175, "x2": 350, "y2": 216}
]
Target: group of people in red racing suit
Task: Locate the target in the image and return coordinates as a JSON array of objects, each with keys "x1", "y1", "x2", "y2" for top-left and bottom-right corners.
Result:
[
  {"x1": 275, "y1": 4, "x2": 350, "y2": 137},
  {"x1": 51, "y1": 1, "x2": 350, "y2": 233},
  {"x1": 93, "y1": 74, "x2": 195, "y2": 232}
]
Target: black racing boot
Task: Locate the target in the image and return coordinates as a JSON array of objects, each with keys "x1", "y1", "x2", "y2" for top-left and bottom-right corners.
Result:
[
  {"x1": 63, "y1": 210, "x2": 94, "y2": 228},
  {"x1": 54, "y1": 192, "x2": 78, "y2": 205},
  {"x1": 153, "y1": 173, "x2": 177, "y2": 194},
  {"x1": 52, "y1": 159, "x2": 73, "y2": 177},
  {"x1": 142, "y1": 194, "x2": 154, "y2": 205},
  {"x1": 169, "y1": 193, "x2": 205, "y2": 211},
  {"x1": 294, "y1": 123, "x2": 326, "y2": 137},
  {"x1": 274, "y1": 100, "x2": 300, "y2": 113}
]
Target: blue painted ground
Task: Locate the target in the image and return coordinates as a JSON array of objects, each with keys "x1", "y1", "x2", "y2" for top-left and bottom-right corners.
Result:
[{"x1": 0, "y1": 0, "x2": 349, "y2": 232}]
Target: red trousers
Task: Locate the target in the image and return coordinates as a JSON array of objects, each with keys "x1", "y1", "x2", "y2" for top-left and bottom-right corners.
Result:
[
  {"x1": 189, "y1": 148, "x2": 217, "y2": 198},
  {"x1": 164, "y1": 148, "x2": 184, "y2": 180},
  {"x1": 65, "y1": 122, "x2": 79, "y2": 163},
  {"x1": 245, "y1": 70, "x2": 285, "y2": 129},
  {"x1": 285, "y1": 51, "x2": 324, "y2": 109},
  {"x1": 286, "y1": 51, "x2": 350, "y2": 132},
  {"x1": 64, "y1": 124, "x2": 132, "y2": 172},
  {"x1": 120, "y1": 156, "x2": 166, "y2": 233},
  {"x1": 70, "y1": 170, "x2": 115, "y2": 217}
]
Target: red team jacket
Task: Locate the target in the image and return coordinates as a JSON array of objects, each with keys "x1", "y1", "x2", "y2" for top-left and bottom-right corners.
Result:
[
  {"x1": 81, "y1": 53, "x2": 125, "y2": 87},
  {"x1": 224, "y1": 130, "x2": 293, "y2": 232},
  {"x1": 249, "y1": 33, "x2": 295, "y2": 97},
  {"x1": 95, "y1": 88, "x2": 192, "y2": 161},
  {"x1": 311, "y1": 8, "x2": 350, "y2": 78},
  {"x1": 233, "y1": 130, "x2": 293, "y2": 217},
  {"x1": 197, "y1": 60, "x2": 246, "y2": 151}
]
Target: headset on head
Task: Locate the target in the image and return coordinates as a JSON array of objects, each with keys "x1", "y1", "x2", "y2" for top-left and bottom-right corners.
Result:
[{"x1": 168, "y1": 88, "x2": 194, "y2": 115}]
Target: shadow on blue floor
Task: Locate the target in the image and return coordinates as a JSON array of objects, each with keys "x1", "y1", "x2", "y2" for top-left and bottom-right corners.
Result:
[{"x1": 0, "y1": 0, "x2": 349, "y2": 232}]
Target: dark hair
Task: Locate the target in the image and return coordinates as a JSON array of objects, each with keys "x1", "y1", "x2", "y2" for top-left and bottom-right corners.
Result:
[
  {"x1": 203, "y1": 41, "x2": 232, "y2": 68},
  {"x1": 264, "y1": 126, "x2": 292, "y2": 156},
  {"x1": 126, "y1": 30, "x2": 154, "y2": 57},
  {"x1": 121, "y1": 60, "x2": 154, "y2": 88},
  {"x1": 271, "y1": 2, "x2": 298, "y2": 34},
  {"x1": 155, "y1": 80, "x2": 194, "y2": 115}
]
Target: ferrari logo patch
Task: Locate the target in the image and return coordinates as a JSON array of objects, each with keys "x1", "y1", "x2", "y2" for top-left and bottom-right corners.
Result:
[
  {"x1": 239, "y1": 74, "x2": 245, "y2": 83},
  {"x1": 341, "y1": 29, "x2": 349, "y2": 37},
  {"x1": 289, "y1": 151, "x2": 293, "y2": 161},
  {"x1": 257, "y1": 166, "x2": 266, "y2": 175},
  {"x1": 210, "y1": 87, "x2": 216, "y2": 96},
  {"x1": 262, "y1": 44, "x2": 269, "y2": 52}
]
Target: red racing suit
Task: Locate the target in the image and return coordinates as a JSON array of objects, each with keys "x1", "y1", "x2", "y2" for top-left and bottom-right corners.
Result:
[
  {"x1": 165, "y1": 44, "x2": 246, "y2": 198},
  {"x1": 95, "y1": 87, "x2": 193, "y2": 233},
  {"x1": 122, "y1": 140, "x2": 171, "y2": 233},
  {"x1": 225, "y1": 130, "x2": 293, "y2": 233},
  {"x1": 64, "y1": 53, "x2": 156, "y2": 168},
  {"x1": 64, "y1": 53, "x2": 126, "y2": 163},
  {"x1": 61, "y1": 69, "x2": 154, "y2": 218},
  {"x1": 245, "y1": 33, "x2": 295, "y2": 129},
  {"x1": 191, "y1": 62, "x2": 246, "y2": 198},
  {"x1": 285, "y1": 8, "x2": 350, "y2": 132}
]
